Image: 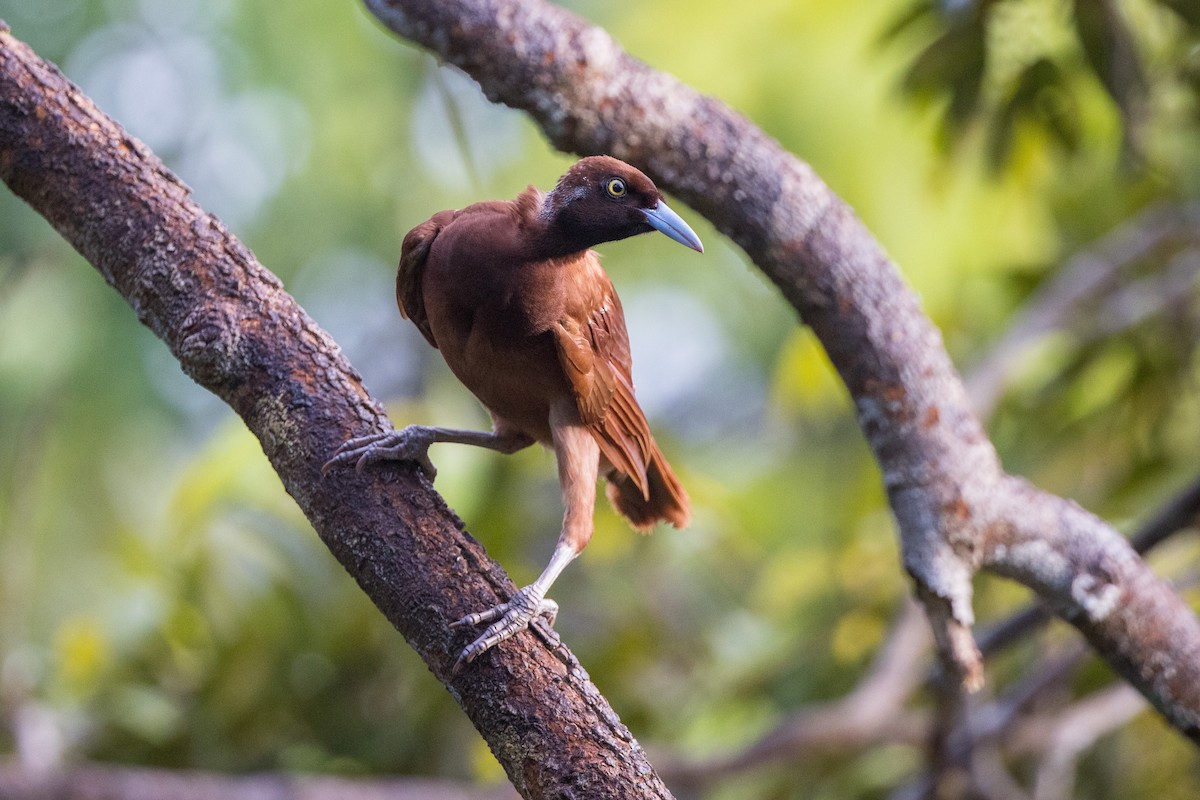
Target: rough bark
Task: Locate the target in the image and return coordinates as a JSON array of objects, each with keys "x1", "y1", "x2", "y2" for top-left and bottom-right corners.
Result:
[
  {"x1": 0, "y1": 24, "x2": 672, "y2": 800},
  {"x1": 363, "y1": 0, "x2": 1200, "y2": 740}
]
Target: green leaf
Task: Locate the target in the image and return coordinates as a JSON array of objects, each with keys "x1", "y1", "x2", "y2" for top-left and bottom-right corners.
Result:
[
  {"x1": 987, "y1": 58, "x2": 1081, "y2": 169},
  {"x1": 1149, "y1": 0, "x2": 1200, "y2": 30},
  {"x1": 1072, "y1": 0, "x2": 1147, "y2": 127},
  {"x1": 902, "y1": 17, "x2": 988, "y2": 127},
  {"x1": 878, "y1": 0, "x2": 937, "y2": 46}
]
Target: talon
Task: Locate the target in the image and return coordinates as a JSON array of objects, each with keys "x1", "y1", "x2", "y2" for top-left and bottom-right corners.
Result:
[
  {"x1": 321, "y1": 426, "x2": 438, "y2": 479},
  {"x1": 420, "y1": 456, "x2": 437, "y2": 479},
  {"x1": 450, "y1": 586, "x2": 557, "y2": 673},
  {"x1": 450, "y1": 606, "x2": 503, "y2": 629}
]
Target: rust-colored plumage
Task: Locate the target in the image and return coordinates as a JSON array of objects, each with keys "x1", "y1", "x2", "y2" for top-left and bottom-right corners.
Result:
[{"x1": 326, "y1": 156, "x2": 703, "y2": 669}]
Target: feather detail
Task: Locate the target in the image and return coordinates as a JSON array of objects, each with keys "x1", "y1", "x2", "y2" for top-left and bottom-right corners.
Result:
[
  {"x1": 396, "y1": 210, "x2": 455, "y2": 349},
  {"x1": 551, "y1": 260, "x2": 689, "y2": 529}
]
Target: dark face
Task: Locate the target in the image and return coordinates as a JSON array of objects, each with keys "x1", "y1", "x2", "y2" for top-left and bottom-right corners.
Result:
[{"x1": 545, "y1": 156, "x2": 704, "y2": 254}]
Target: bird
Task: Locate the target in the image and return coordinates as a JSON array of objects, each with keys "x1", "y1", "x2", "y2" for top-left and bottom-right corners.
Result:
[{"x1": 323, "y1": 156, "x2": 703, "y2": 671}]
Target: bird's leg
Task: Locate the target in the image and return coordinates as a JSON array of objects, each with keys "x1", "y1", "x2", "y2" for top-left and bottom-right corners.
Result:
[
  {"x1": 322, "y1": 424, "x2": 533, "y2": 479},
  {"x1": 451, "y1": 410, "x2": 599, "y2": 672}
]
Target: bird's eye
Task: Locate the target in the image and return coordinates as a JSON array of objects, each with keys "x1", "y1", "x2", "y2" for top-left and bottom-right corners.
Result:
[{"x1": 605, "y1": 178, "x2": 627, "y2": 199}]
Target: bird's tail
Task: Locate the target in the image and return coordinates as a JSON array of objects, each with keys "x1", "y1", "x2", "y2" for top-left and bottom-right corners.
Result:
[{"x1": 605, "y1": 440, "x2": 691, "y2": 532}]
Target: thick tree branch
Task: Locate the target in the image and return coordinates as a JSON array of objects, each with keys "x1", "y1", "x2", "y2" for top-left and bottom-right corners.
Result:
[
  {"x1": 0, "y1": 24, "x2": 672, "y2": 800},
  {"x1": 362, "y1": 0, "x2": 1200, "y2": 738},
  {"x1": 978, "y1": 473, "x2": 1200, "y2": 657},
  {"x1": 661, "y1": 352, "x2": 1200, "y2": 780}
]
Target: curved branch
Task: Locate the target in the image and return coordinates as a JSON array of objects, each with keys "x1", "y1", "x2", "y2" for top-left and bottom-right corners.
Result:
[
  {"x1": 363, "y1": 0, "x2": 1200, "y2": 738},
  {"x1": 0, "y1": 25, "x2": 672, "y2": 799},
  {"x1": 979, "y1": 473, "x2": 1200, "y2": 656}
]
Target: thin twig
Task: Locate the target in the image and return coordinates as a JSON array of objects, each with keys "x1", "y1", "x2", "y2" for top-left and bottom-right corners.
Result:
[
  {"x1": 660, "y1": 599, "x2": 930, "y2": 786},
  {"x1": 965, "y1": 202, "x2": 1200, "y2": 418},
  {"x1": 1025, "y1": 685, "x2": 1146, "y2": 800},
  {"x1": 0, "y1": 759, "x2": 518, "y2": 800}
]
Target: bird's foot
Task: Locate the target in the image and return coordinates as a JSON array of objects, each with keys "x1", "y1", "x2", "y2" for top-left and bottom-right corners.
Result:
[
  {"x1": 321, "y1": 425, "x2": 438, "y2": 478},
  {"x1": 450, "y1": 585, "x2": 559, "y2": 673}
]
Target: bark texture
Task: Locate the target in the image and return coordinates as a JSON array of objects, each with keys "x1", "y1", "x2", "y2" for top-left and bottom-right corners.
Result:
[
  {"x1": 363, "y1": 0, "x2": 1200, "y2": 739},
  {"x1": 0, "y1": 24, "x2": 672, "y2": 799}
]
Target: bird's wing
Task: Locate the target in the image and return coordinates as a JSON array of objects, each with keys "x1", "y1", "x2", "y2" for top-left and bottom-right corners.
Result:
[
  {"x1": 552, "y1": 261, "x2": 653, "y2": 500},
  {"x1": 396, "y1": 210, "x2": 455, "y2": 349}
]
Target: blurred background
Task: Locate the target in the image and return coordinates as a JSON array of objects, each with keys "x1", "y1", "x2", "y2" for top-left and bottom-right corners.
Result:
[{"x1": 1, "y1": 0, "x2": 1199, "y2": 798}]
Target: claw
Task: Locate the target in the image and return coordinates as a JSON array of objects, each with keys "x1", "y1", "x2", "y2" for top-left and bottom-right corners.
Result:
[
  {"x1": 321, "y1": 425, "x2": 438, "y2": 479},
  {"x1": 451, "y1": 586, "x2": 559, "y2": 673}
]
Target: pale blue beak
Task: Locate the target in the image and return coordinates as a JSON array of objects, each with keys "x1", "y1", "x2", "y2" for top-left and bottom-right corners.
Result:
[{"x1": 643, "y1": 200, "x2": 704, "y2": 253}]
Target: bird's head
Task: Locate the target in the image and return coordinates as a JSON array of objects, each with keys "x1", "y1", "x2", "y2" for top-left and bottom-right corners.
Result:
[{"x1": 541, "y1": 156, "x2": 704, "y2": 254}]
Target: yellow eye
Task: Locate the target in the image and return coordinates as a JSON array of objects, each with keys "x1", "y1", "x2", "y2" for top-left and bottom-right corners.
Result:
[{"x1": 605, "y1": 177, "x2": 627, "y2": 199}]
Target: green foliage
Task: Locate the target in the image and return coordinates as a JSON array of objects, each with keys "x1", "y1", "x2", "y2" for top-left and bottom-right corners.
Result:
[
  {"x1": 1, "y1": 0, "x2": 1199, "y2": 797},
  {"x1": 886, "y1": 0, "x2": 1200, "y2": 175}
]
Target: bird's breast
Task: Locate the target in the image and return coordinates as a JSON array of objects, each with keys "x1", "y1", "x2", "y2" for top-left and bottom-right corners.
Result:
[{"x1": 424, "y1": 268, "x2": 573, "y2": 443}]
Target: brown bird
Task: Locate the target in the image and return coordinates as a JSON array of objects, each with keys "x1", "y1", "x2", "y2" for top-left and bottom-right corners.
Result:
[{"x1": 324, "y1": 156, "x2": 703, "y2": 670}]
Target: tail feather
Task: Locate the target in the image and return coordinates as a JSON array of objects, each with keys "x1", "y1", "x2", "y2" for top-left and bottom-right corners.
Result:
[{"x1": 605, "y1": 441, "x2": 690, "y2": 532}]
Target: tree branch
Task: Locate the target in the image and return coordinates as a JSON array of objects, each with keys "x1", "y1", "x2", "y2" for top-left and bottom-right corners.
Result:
[
  {"x1": 362, "y1": 0, "x2": 1200, "y2": 739},
  {"x1": 964, "y1": 201, "x2": 1200, "y2": 418},
  {"x1": 978, "y1": 472, "x2": 1200, "y2": 657},
  {"x1": 659, "y1": 599, "x2": 931, "y2": 787},
  {"x1": 1025, "y1": 685, "x2": 1146, "y2": 800},
  {"x1": 0, "y1": 23, "x2": 672, "y2": 800},
  {"x1": 0, "y1": 760, "x2": 517, "y2": 800},
  {"x1": 5, "y1": 0, "x2": 1200, "y2": 794}
]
